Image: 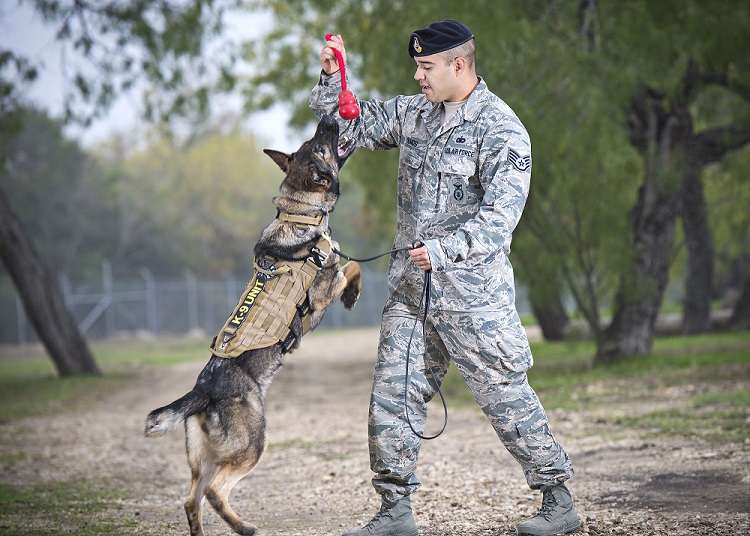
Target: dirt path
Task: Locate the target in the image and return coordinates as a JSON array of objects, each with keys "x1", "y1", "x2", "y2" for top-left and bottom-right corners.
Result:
[{"x1": 1, "y1": 328, "x2": 748, "y2": 535}]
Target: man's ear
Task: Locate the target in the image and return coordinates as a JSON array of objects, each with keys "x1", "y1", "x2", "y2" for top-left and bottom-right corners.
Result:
[
  {"x1": 454, "y1": 56, "x2": 466, "y2": 75},
  {"x1": 263, "y1": 149, "x2": 292, "y2": 173}
]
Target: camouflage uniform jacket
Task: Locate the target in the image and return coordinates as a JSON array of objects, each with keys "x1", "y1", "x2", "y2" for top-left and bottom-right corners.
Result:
[{"x1": 310, "y1": 73, "x2": 532, "y2": 314}]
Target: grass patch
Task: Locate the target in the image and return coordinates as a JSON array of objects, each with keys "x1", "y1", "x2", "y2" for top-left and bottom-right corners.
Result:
[
  {"x1": 440, "y1": 331, "x2": 750, "y2": 444},
  {"x1": 0, "y1": 373, "x2": 130, "y2": 423},
  {"x1": 0, "y1": 453, "x2": 26, "y2": 466},
  {"x1": 269, "y1": 438, "x2": 320, "y2": 450},
  {"x1": 0, "y1": 478, "x2": 138, "y2": 535},
  {"x1": 612, "y1": 384, "x2": 750, "y2": 442},
  {"x1": 0, "y1": 337, "x2": 208, "y2": 422}
]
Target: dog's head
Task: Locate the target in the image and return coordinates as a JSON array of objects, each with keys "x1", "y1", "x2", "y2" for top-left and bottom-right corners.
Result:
[{"x1": 263, "y1": 115, "x2": 356, "y2": 208}]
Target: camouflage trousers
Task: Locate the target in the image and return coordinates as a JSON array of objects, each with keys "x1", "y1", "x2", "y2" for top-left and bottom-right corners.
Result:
[{"x1": 368, "y1": 300, "x2": 574, "y2": 506}]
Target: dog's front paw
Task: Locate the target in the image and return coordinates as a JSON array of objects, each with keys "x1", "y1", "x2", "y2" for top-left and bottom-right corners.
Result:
[
  {"x1": 339, "y1": 260, "x2": 361, "y2": 310},
  {"x1": 341, "y1": 284, "x2": 361, "y2": 310}
]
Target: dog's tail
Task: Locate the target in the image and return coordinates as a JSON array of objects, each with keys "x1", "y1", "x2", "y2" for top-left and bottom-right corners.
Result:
[{"x1": 144, "y1": 390, "x2": 210, "y2": 438}]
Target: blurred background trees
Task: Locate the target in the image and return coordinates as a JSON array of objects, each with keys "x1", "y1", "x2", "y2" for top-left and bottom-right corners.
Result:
[
  {"x1": 243, "y1": 0, "x2": 750, "y2": 358},
  {"x1": 1, "y1": 0, "x2": 748, "y2": 374}
]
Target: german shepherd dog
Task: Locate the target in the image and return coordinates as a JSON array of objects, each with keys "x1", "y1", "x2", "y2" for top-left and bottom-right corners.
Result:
[{"x1": 144, "y1": 114, "x2": 361, "y2": 536}]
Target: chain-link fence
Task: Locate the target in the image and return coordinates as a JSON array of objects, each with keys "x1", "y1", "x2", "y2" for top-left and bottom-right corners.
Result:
[
  {"x1": 0, "y1": 261, "x2": 390, "y2": 345},
  {"x1": 0, "y1": 260, "x2": 531, "y2": 345}
]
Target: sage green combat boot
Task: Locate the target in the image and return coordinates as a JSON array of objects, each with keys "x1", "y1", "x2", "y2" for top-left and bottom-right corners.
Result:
[
  {"x1": 342, "y1": 496, "x2": 419, "y2": 536},
  {"x1": 517, "y1": 483, "x2": 580, "y2": 535}
]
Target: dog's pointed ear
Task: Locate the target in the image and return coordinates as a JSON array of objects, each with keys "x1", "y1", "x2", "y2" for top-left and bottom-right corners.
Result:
[{"x1": 263, "y1": 149, "x2": 292, "y2": 173}]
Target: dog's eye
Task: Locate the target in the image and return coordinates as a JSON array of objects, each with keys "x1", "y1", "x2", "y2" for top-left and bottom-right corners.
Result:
[{"x1": 314, "y1": 146, "x2": 326, "y2": 157}]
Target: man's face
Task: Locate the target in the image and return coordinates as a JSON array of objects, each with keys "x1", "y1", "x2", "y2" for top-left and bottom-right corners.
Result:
[{"x1": 413, "y1": 53, "x2": 459, "y2": 103}]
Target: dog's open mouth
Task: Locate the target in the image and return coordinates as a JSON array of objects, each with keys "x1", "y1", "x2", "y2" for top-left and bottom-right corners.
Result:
[{"x1": 338, "y1": 137, "x2": 356, "y2": 160}]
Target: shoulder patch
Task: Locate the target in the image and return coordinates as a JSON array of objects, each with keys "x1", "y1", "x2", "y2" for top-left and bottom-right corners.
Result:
[{"x1": 508, "y1": 148, "x2": 531, "y2": 172}]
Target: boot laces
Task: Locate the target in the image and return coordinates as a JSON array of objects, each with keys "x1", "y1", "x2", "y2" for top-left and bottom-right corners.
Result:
[
  {"x1": 536, "y1": 490, "x2": 559, "y2": 521},
  {"x1": 364, "y1": 505, "x2": 394, "y2": 530}
]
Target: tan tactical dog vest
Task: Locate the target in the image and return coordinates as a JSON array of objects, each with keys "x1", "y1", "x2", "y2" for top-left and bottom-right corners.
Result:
[{"x1": 210, "y1": 216, "x2": 332, "y2": 357}]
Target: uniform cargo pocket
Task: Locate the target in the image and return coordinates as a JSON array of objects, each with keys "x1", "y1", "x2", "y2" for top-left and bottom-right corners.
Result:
[
  {"x1": 495, "y1": 322, "x2": 533, "y2": 372},
  {"x1": 442, "y1": 260, "x2": 486, "y2": 305}
]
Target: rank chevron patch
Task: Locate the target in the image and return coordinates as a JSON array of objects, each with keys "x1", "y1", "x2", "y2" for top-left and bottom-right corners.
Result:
[{"x1": 508, "y1": 148, "x2": 531, "y2": 172}]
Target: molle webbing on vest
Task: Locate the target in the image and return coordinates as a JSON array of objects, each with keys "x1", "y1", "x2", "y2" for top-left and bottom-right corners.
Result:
[{"x1": 210, "y1": 233, "x2": 332, "y2": 357}]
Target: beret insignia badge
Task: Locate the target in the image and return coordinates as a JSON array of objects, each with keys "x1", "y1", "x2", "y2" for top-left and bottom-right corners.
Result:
[{"x1": 412, "y1": 37, "x2": 422, "y2": 54}]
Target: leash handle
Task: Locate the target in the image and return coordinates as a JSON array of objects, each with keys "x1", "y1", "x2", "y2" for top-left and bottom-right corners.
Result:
[
  {"x1": 403, "y1": 268, "x2": 448, "y2": 440},
  {"x1": 333, "y1": 239, "x2": 448, "y2": 439}
]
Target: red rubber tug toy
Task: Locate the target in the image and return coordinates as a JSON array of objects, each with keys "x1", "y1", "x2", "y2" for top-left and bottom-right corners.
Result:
[{"x1": 325, "y1": 33, "x2": 360, "y2": 120}]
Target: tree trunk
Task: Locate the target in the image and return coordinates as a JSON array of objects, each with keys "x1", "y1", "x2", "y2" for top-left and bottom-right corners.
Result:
[
  {"x1": 530, "y1": 291, "x2": 569, "y2": 341},
  {"x1": 680, "y1": 166, "x2": 714, "y2": 334},
  {"x1": 596, "y1": 183, "x2": 680, "y2": 362},
  {"x1": 0, "y1": 190, "x2": 100, "y2": 376},
  {"x1": 677, "y1": 118, "x2": 750, "y2": 334},
  {"x1": 727, "y1": 260, "x2": 750, "y2": 331},
  {"x1": 595, "y1": 88, "x2": 690, "y2": 364}
]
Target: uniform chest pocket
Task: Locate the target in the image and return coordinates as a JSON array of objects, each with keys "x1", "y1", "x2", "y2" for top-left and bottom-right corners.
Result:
[
  {"x1": 439, "y1": 136, "x2": 480, "y2": 206},
  {"x1": 438, "y1": 160, "x2": 481, "y2": 206},
  {"x1": 403, "y1": 137, "x2": 427, "y2": 169}
]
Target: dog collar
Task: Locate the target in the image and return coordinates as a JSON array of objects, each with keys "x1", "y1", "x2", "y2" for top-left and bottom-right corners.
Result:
[{"x1": 278, "y1": 211, "x2": 326, "y2": 227}]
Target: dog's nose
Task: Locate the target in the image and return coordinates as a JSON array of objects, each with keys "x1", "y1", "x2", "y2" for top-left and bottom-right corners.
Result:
[{"x1": 316, "y1": 114, "x2": 339, "y2": 138}]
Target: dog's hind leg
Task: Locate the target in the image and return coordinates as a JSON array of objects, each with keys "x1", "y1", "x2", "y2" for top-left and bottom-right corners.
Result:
[
  {"x1": 184, "y1": 415, "x2": 217, "y2": 536},
  {"x1": 206, "y1": 463, "x2": 259, "y2": 535},
  {"x1": 185, "y1": 468, "x2": 211, "y2": 536}
]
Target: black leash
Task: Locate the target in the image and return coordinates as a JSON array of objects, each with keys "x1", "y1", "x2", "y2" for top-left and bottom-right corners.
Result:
[
  {"x1": 332, "y1": 245, "x2": 410, "y2": 263},
  {"x1": 333, "y1": 241, "x2": 448, "y2": 440}
]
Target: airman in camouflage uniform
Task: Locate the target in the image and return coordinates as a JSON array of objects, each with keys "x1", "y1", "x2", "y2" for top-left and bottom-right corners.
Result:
[{"x1": 311, "y1": 20, "x2": 579, "y2": 536}]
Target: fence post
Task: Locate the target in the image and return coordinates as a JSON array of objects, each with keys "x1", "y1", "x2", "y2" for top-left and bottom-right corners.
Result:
[
  {"x1": 15, "y1": 293, "x2": 27, "y2": 345},
  {"x1": 58, "y1": 273, "x2": 72, "y2": 308},
  {"x1": 140, "y1": 267, "x2": 158, "y2": 334},
  {"x1": 102, "y1": 260, "x2": 114, "y2": 337},
  {"x1": 226, "y1": 275, "x2": 239, "y2": 311},
  {"x1": 184, "y1": 269, "x2": 198, "y2": 333}
]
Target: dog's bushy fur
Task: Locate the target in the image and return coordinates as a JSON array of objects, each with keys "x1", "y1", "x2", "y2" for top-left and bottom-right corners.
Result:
[{"x1": 144, "y1": 115, "x2": 360, "y2": 536}]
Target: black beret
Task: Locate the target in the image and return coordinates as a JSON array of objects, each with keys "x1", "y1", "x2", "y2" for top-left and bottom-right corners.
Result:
[{"x1": 409, "y1": 19, "x2": 474, "y2": 58}]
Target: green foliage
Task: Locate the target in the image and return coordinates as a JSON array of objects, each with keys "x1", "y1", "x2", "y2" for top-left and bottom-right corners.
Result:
[
  {"x1": 705, "y1": 144, "x2": 750, "y2": 263},
  {"x1": 2, "y1": 107, "x2": 376, "y2": 278},
  {"x1": 2, "y1": 0, "x2": 748, "y2": 353},
  {"x1": 0, "y1": 104, "x2": 393, "y2": 286},
  {"x1": 0, "y1": 108, "x2": 113, "y2": 278},
  {"x1": 113, "y1": 128, "x2": 282, "y2": 275},
  {"x1": 15, "y1": 0, "x2": 236, "y2": 126},
  {"x1": 0, "y1": 50, "x2": 37, "y2": 125},
  {"x1": 244, "y1": 2, "x2": 750, "y2": 334}
]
